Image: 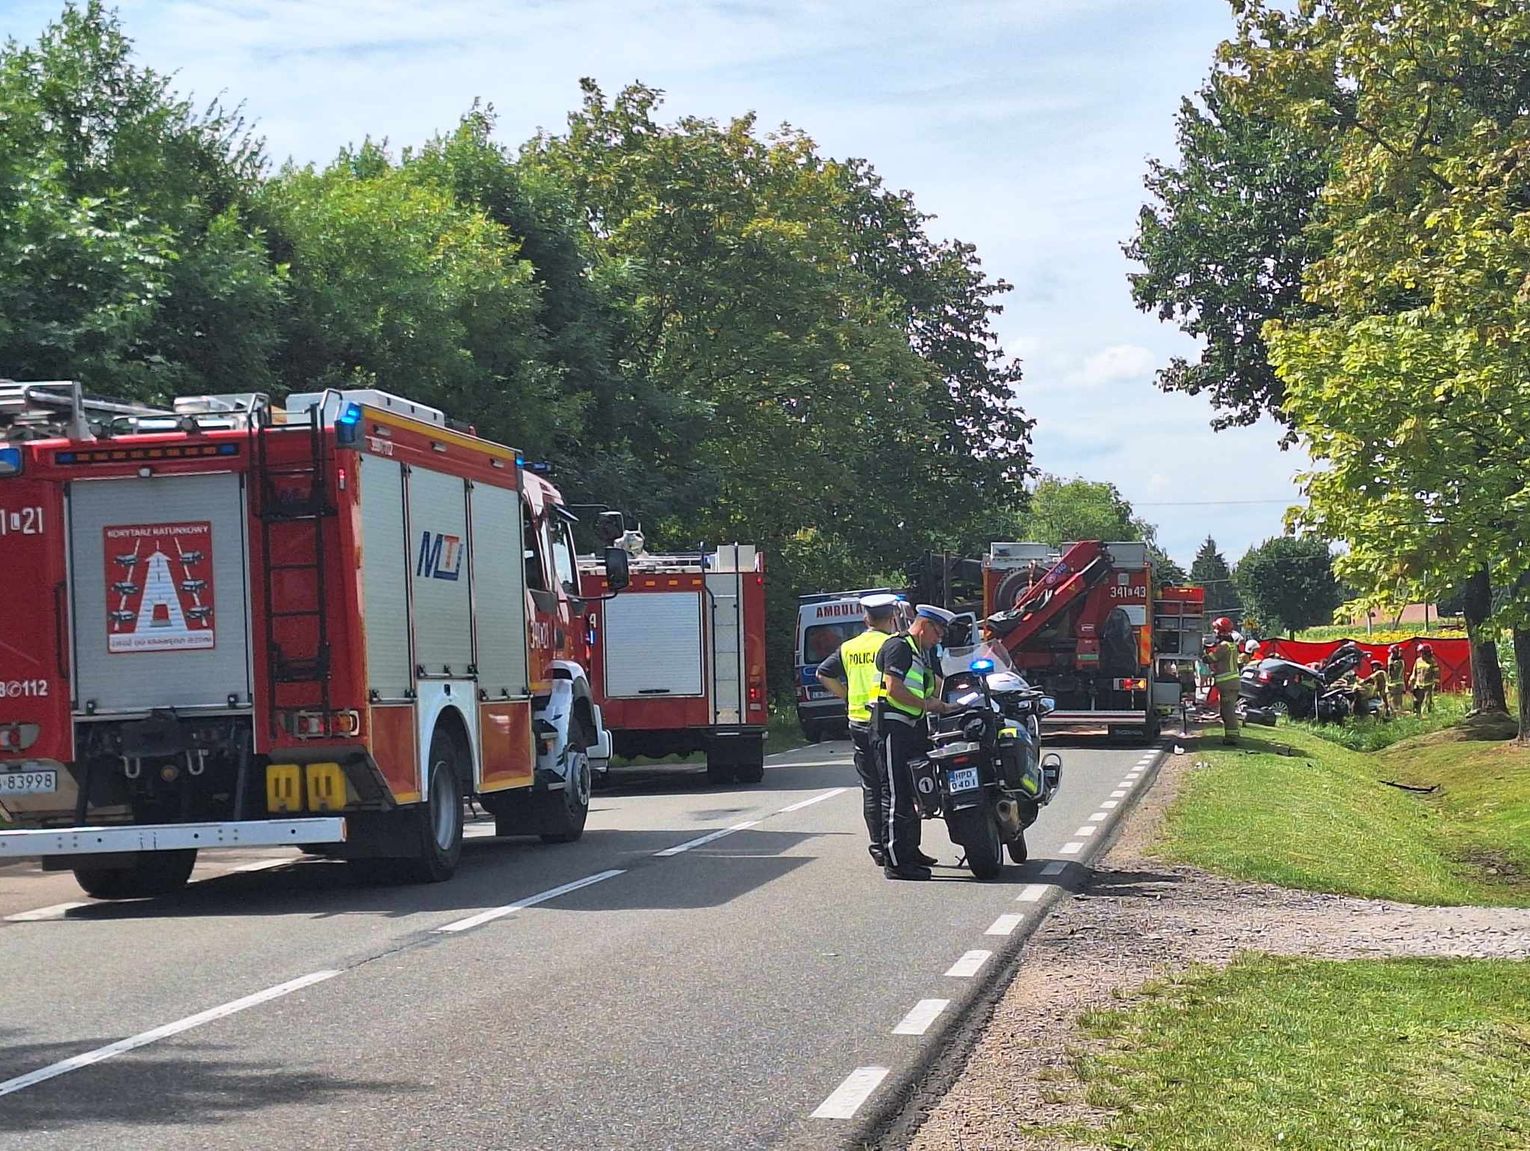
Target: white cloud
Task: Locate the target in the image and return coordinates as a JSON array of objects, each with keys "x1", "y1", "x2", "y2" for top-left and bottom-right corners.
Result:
[{"x1": 1070, "y1": 344, "x2": 1158, "y2": 389}]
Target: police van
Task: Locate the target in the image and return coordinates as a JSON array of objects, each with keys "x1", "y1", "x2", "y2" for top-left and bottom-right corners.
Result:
[{"x1": 793, "y1": 589, "x2": 904, "y2": 741}]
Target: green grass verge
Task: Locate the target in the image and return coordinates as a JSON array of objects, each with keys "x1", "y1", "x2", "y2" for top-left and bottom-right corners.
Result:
[
  {"x1": 1154, "y1": 723, "x2": 1530, "y2": 906},
  {"x1": 1059, "y1": 955, "x2": 1530, "y2": 1151},
  {"x1": 1291, "y1": 691, "x2": 1471, "y2": 752}
]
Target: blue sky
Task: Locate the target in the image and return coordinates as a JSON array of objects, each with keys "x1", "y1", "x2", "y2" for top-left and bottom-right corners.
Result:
[{"x1": 5, "y1": 0, "x2": 1306, "y2": 567}]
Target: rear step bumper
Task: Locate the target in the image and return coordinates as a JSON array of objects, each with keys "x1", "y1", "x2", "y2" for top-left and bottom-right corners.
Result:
[{"x1": 0, "y1": 817, "x2": 347, "y2": 860}]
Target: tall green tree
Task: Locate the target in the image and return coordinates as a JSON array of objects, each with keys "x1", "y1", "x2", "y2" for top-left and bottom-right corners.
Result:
[
  {"x1": 1234, "y1": 535, "x2": 1340, "y2": 638},
  {"x1": 1189, "y1": 536, "x2": 1239, "y2": 614},
  {"x1": 0, "y1": 1, "x2": 282, "y2": 399},
  {"x1": 1225, "y1": 0, "x2": 1530, "y2": 730},
  {"x1": 1012, "y1": 475, "x2": 1184, "y2": 582},
  {"x1": 1126, "y1": 70, "x2": 1334, "y2": 435}
]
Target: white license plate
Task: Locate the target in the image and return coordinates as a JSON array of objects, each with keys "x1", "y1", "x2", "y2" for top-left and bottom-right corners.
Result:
[
  {"x1": 0, "y1": 769, "x2": 57, "y2": 796},
  {"x1": 946, "y1": 766, "x2": 980, "y2": 792}
]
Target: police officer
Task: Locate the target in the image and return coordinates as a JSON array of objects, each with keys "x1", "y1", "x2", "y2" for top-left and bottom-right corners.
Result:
[
  {"x1": 875, "y1": 604, "x2": 955, "y2": 880},
  {"x1": 816, "y1": 593, "x2": 903, "y2": 866}
]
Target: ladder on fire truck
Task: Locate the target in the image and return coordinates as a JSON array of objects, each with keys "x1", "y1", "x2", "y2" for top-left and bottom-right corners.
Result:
[{"x1": 251, "y1": 395, "x2": 337, "y2": 737}]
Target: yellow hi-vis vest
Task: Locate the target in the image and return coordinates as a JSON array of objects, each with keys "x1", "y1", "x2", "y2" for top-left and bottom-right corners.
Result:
[
  {"x1": 883, "y1": 635, "x2": 933, "y2": 721},
  {"x1": 841, "y1": 628, "x2": 890, "y2": 725},
  {"x1": 1208, "y1": 640, "x2": 1240, "y2": 685}
]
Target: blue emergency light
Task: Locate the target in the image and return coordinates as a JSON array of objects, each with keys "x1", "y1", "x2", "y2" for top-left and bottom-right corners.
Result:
[
  {"x1": 0, "y1": 446, "x2": 23, "y2": 476},
  {"x1": 335, "y1": 402, "x2": 363, "y2": 446},
  {"x1": 970, "y1": 657, "x2": 995, "y2": 674}
]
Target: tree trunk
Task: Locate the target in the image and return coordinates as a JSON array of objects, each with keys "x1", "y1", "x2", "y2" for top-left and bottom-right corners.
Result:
[
  {"x1": 1515, "y1": 627, "x2": 1530, "y2": 743},
  {"x1": 1461, "y1": 567, "x2": 1507, "y2": 714}
]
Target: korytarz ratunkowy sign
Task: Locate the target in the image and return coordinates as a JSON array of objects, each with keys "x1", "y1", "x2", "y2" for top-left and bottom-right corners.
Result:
[{"x1": 103, "y1": 521, "x2": 216, "y2": 653}]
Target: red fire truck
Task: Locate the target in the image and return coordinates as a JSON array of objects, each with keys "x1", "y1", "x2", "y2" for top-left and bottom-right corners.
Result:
[
  {"x1": 982, "y1": 541, "x2": 1204, "y2": 739},
  {"x1": 0, "y1": 381, "x2": 629, "y2": 898},
  {"x1": 579, "y1": 544, "x2": 768, "y2": 785}
]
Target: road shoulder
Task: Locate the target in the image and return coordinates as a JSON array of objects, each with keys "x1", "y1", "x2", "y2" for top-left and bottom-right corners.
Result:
[{"x1": 906, "y1": 739, "x2": 1530, "y2": 1151}]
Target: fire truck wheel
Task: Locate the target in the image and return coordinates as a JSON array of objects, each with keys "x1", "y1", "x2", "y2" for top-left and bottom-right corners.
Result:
[
  {"x1": 406, "y1": 727, "x2": 465, "y2": 883},
  {"x1": 539, "y1": 727, "x2": 591, "y2": 844},
  {"x1": 732, "y1": 740, "x2": 766, "y2": 785},
  {"x1": 73, "y1": 849, "x2": 197, "y2": 900}
]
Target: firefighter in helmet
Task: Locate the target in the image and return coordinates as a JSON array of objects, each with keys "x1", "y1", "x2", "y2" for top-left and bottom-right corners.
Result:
[
  {"x1": 815, "y1": 593, "x2": 904, "y2": 867},
  {"x1": 1386, "y1": 644, "x2": 1407, "y2": 716},
  {"x1": 1412, "y1": 642, "x2": 1440, "y2": 715},
  {"x1": 1205, "y1": 616, "x2": 1241, "y2": 745}
]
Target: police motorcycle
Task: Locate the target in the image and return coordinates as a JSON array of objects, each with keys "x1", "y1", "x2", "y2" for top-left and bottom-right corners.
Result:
[{"x1": 911, "y1": 621, "x2": 1062, "y2": 880}]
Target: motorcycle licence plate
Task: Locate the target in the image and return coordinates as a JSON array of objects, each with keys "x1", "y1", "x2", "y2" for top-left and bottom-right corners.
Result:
[{"x1": 946, "y1": 766, "x2": 980, "y2": 793}]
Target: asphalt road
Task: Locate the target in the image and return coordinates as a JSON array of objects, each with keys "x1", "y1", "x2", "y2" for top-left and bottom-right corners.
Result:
[{"x1": 0, "y1": 735, "x2": 1165, "y2": 1149}]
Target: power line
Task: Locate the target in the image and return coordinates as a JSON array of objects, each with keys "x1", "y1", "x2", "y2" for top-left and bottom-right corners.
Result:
[{"x1": 1133, "y1": 498, "x2": 1297, "y2": 507}]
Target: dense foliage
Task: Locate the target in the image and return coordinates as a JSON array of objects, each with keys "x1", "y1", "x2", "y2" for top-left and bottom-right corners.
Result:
[
  {"x1": 1136, "y1": 0, "x2": 1525, "y2": 729},
  {"x1": 1, "y1": 5, "x2": 1035, "y2": 693},
  {"x1": 1233, "y1": 535, "x2": 1341, "y2": 638}
]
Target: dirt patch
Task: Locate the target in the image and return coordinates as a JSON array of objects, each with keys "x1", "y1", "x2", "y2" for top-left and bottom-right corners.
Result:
[{"x1": 904, "y1": 744, "x2": 1530, "y2": 1151}]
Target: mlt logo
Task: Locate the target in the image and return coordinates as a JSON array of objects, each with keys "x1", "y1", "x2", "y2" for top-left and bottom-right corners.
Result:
[{"x1": 417, "y1": 531, "x2": 464, "y2": 581}]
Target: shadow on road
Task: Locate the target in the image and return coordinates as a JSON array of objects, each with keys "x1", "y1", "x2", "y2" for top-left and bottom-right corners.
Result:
[
  {"x1": 0, "y1": 1032, "x2": 411, "y2": 1132},
  {"x1": 597, "y1": 756, "x2": 853, "y2": 798},
  {"x1": 25, "y1": 827, "x2": 836, "y2": 924}
]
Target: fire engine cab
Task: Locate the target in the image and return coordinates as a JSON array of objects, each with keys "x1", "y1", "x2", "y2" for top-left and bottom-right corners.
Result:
[
  {"x1": 579, "y1": 542, "x2": 768, "y2": 785},
  {"x1": 0, "y1": 380, "x2": 629, "y2": 898}
]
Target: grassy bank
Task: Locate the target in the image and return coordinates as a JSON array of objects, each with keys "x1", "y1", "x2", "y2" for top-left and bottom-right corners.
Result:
[
  {"x1": 1290, "y1": 690, "x2": 1471, "y2": 752},
  {"x1": 1154, "y1": 723, "x2": 1530, "y2": 906},
  {"x1": 1063, "y1": 955, "x2": 1530, "y2": 1151}
]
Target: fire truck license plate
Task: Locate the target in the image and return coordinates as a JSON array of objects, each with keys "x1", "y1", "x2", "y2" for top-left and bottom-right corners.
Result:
[
  {"x1": 0, "y1": 769, "x2": 56, "y2": 796},
  {"x1": 946, "y1": 767, "x2": 980, "y2": 793}
]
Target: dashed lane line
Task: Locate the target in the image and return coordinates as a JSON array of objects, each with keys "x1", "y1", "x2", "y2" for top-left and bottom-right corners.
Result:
[
  {"x1": 944, "y1": 950, "x2": 993, "y2": 978},
  {"x1": 435, "y1": 869, "x2": 626, "y2": 934},
  {"x1": 652, "y1": 820, "x2": 761, "y2": 858},
  {"x1": 0, "y1": 969, "x2": 341, "y2": 1098},
  {"x1": 1059, "y1": 841, "x2": 1084, "y2": 855},
  {"x1": 984, "y1": 913, "x2": 1025, "y2": 937},
  {"x1": 1016, "y1": 884, "x2": 1047, "y2": 903},
  {"x1": 812, "y1": 1066, "x2": 890, "y2": 1120},
  {"x1": 892, "y1": 999, "x2": 951, "y2": 1036},
  {"x1": 5, "y1": 901, "x2": 89, "y2": 923},
  {"x1": 778, "y1": 786, "x2": 851, "y2": 813},
  {"x1": 1041, "y1": 861, "x2": 1067, "y2": 876}
]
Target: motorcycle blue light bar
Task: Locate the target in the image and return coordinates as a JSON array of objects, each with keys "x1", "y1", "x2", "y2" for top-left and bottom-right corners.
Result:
[
  {"x1": 0, "y1": 446, "x2": 22, "y2": 476},
  {"x1": 969, "y1": 658, "x2": 994, "y2": 673}
]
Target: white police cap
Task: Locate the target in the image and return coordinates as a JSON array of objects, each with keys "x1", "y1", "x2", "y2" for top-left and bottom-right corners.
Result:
[
  {"x1": 914, "y1": 604, "x2": 957, "y2": 626},
  {"x1": 860, "y1": 593, "x2": 901, "y2": 611}
]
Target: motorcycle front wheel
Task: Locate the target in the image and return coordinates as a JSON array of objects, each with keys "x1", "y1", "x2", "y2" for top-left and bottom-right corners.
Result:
[{"x1": 948, "y1": 805, "x2": 1004, "y2": 880}]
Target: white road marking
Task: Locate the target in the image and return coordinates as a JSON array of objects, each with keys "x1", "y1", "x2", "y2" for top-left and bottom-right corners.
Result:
[
  {"x1": 435, "y1": 869, "x2": 625, "y2": 934},
  {"x1": 812, "y1": 1066, "x2": 890, "y2": 1120},
  {"x1": 892, "y1": 998, "x2": 951, "y2": 1036},
  {"x1": 777, "y1": 787, "x2": 851, "y2": 813},
  {"x1": 1087, "y1": 812, "x2": 1108, "y2": 822},
  {"x1": 1059, "y1": 841, "x2": 1084, "y2": 855},
  {"x1": 225, "y1": 857, "x2": 294, "y2": 874},
  {"x1": 5, "y1": 901, "x2": 89, "y2": 923},
  {"x1": 1126, "y1": 769, "x2": 1143, "y2": 777},
  {"x1": 0, "y1": 969, "x2": 340, "y2": 1097},
  {"x1": 652, "y1": 820, "x2": 761, "y2": 857},
  {"x1": 985, "y1": 913, "x2": 1025, "y2": 936},
  {"x1": 1041, "y1": 861, "x2": 1067, "y2": 876},
  {"x1": 945, "y1": 950, "x2": 993, "y2": 977},
  {"x1": 1074, "y1": 825, "x2": 1097, "y2": 838},
  {"x1": 1016, "y1": 884, "x2": 1047, "y2": 903},
  {"x1": 1100, "y1": 800, "x2": 1120, "y2": 810},
  {"x1": 1110, "y1": 789, "x2": 1128, "y2": 798},
  {"x1": 768, "y1": 760, "x2": 848, "y2": 770}
]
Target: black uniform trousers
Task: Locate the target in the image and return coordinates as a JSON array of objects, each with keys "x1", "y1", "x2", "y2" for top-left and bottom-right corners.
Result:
[
  {"x1": 877, "y1": 718, "x2": 924, "y2": 868},
  {"x1": 850, "y1": 723, "x2": 883, "y2": 854}
]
